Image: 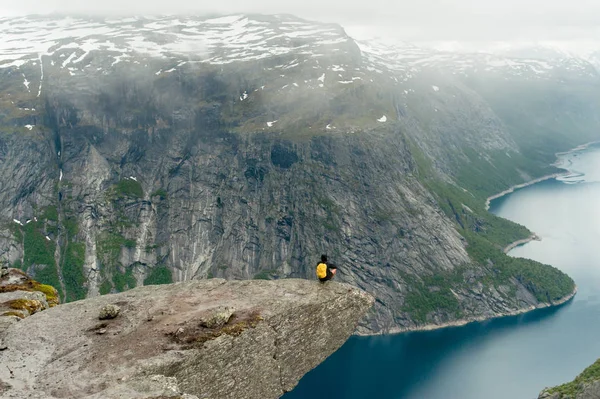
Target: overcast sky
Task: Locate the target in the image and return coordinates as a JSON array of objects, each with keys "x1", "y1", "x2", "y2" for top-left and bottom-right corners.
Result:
[{"x1": 2, "y1": 0, "x2": 600, "y2": 41}]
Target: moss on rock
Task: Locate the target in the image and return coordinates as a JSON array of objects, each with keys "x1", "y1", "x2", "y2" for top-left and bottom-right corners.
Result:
[
  {"x1": 171, "y1": 310, "x2": 264, "y2": 348},
  {"x1": 0, "y1": 268, "x2": 60, "y2": 307},
  {"x1": 6, "y1": 298, "x2": 44, "y2": 314},
  {"x1": 1, "y1": 311, "x2": 25, "y2": 319}
]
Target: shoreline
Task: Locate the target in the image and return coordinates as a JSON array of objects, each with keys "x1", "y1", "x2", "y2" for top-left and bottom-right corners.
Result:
[
  {"x1": 484, "y1": 173, "x2": 566, "y2": 210},
  {"x1": 485, "y1": 140, "x2": 600, "y2": 210},
  {"x1": 356, "y1": 286, "x2": 578, "y2": 337},
  {"x1": 503, "y1": 233, "x2": 541, "y2": 254},
  {"x1": 359, "y1": 141, "x2": 594, "y2": 337}
]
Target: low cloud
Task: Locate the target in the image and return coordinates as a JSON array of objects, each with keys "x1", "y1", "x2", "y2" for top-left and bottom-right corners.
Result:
[{"x1": 3, "y1": 0, "x2": 600, "y2": 41}]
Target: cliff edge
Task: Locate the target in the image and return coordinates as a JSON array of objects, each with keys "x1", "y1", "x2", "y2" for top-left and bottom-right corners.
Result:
[{"x1": 0, "y1": 279, "x2": 373, "y2": 399}]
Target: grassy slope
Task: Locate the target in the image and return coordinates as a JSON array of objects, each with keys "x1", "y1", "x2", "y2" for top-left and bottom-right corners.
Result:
[
  {"x1": 546, "y1": 359, "x2": 600, "y2": 397},
  {"x1": 402, "y1": 135, "x2": 575, "y2": 321}
]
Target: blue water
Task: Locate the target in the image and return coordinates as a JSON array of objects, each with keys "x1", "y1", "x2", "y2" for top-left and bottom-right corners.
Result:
[{"x1": 285, "y1": 146, "x2": 600, "y2": 399}]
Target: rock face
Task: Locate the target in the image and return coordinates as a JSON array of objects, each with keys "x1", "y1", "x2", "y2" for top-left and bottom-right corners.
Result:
[
  {"x1": 0, "y1": 279, "x2": 374, "y2": 399},
  {"x1": 539, "y1": 359, "x2": 600, "y2": 399},
  {"x1": 0, "y1": 263, "x2": 8, "y2": 278},
  {"x1": 0, "y1": 14, "x2": 586, "y2": 334}
]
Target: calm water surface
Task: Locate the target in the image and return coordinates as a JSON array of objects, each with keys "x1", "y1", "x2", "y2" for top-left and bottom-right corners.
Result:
[{"x1": 285, "y1": 146, "x2": 600, "y2": 399}]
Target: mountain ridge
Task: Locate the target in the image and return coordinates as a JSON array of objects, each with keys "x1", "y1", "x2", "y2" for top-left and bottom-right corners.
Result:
[{"x1": 0, "y1": 13, "x2": 587, "y2": 334}]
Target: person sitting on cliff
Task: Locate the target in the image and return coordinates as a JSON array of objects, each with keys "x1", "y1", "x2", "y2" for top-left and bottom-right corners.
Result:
[{"x1": 316, "y1": 254, "x2": 337, "y2": 283}]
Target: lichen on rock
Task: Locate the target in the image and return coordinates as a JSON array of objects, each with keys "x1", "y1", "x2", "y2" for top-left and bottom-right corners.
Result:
[
  {"x1": 99, "y1": 304, "x2": 121, "y2": 320},
  {"x1": 0, "y1": 273, "x2": 53, "y2": 320},
  {"x1": 198, "y1": 306, "x2": 235, "y2": 329},
  {"x1": 0, "y1": 268, "x2": 59, "y2": 307}
]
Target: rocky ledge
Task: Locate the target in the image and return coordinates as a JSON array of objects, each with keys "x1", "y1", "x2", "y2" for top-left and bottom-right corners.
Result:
[{"x1": 0, "y1": 279, "x2": 373, "y2": 399}]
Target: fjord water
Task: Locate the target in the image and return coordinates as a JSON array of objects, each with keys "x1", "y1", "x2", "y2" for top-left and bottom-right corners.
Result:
[{"x1": 285, "y1": 145, "x2": 600, "y2": 399}]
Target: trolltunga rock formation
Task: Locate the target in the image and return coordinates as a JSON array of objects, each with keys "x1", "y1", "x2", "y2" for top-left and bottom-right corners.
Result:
[{"x1": 0, "y1": 278, "x2": 373, "y2": 399}]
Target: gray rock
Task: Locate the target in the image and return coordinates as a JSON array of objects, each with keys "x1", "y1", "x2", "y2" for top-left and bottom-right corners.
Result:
[
  {"x1": 579, "y1": 381, "x2": 600, "y2": 399},
  {"x1": 0, "y1": 279, "x2": 373, "y2": 399},
  {"x1": 98, "y1": 304, "x2": 120, "y2": 320},
  {"x1": 538, "y1": 361, "x2": 600, "y2": 398},
  {"x1": 539, "y1": 390, "x2": 561, "y2": 399},
  {"x1": 199, "y1": 306, "x2": 235, "y2": 329}
]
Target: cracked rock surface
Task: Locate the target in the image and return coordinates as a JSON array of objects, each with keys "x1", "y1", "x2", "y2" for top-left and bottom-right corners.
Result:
[{"x1": 0, "y1": 278, "x2": 373, "y2": 399}]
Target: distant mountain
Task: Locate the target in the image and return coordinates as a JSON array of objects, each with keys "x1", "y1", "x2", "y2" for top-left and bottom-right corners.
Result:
[{"x1": 0, "y1": 14, "x2": 587, "y2": 333}]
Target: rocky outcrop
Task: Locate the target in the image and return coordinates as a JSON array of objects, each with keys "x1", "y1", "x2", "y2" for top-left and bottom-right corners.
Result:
[
  {"x1": 0, "y1": 279, "x2": 373, "y2": 399},
  {"x1": 539, "y1": 359, "x2": 600, "y2": 399},
  {"x1": 0, "y1": 268, "x2": 58, "y2": 318},
  {"x1": 0, "y1": 268, "x2": 58, "y2": 353}
]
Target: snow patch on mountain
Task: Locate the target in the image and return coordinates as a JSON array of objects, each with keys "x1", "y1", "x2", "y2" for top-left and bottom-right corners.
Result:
[
  {"x1": 0, "y1": 14, "x2": 348, "y2": 70},
  {"x1": 0, "y1": 13, "x2": 598, "y2": 89}
]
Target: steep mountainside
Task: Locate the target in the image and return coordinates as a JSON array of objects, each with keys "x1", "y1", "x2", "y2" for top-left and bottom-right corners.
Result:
[
  {"x1": 0, "y1": 14, "x2": 584, "y2": 333},
  {"x1": 540, "y1": 359, "x2": 600, "y2": 399}
]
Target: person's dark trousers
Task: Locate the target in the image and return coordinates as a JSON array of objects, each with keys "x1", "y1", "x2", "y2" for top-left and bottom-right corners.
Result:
[{"x1": 319, "y1": 268, "x2": 334, "y2": 283}]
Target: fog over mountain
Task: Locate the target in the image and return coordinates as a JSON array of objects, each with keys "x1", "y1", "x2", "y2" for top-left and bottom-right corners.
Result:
[
  {"x1": 1, "y1": 2, "x2": 600, "y2": 397},
  {"x1": 4, "y1": 0, "x2": 600, "y2": 41}
]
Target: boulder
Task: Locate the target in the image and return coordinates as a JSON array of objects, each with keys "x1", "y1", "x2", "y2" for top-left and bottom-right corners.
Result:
[
  {"x1": 199, "y1": 306, "x2": 235, "y2": 329},
  {"x1": 98, "y1": 304, "x2": 120, "y2": 320}
]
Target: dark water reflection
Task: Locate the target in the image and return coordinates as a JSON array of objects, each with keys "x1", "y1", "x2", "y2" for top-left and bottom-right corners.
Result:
[{"x1": 285, "y1": 146, "x2": 600, "y2": 399}]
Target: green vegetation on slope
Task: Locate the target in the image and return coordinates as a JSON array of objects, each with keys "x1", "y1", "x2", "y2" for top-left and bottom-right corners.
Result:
[
  {"x1": 465, "y1": 232, "x2": 574, "y2": 303},
  {"x1": 402, "y1": 270, "x2": 463, "y2": 323},
  {"x1": 144, "y1": 265, "x2": 173, "y2": 286},
  {"x1": 546, "y1": 359, "x2": 600, "y2": 398},
  {"x1": 112, "y1": 267, "x2": 137, "y2": 292},
  {"x1": 429, "y1": 177, "x2": 575, "y2": 303},
  {"x1": 403, "y1": 136, "x2": 575, "y2": 322},
  {"x1": 61, "y1": 242, "x2": 86, "y2": 302},
  {"x1": 97, "y1": 232, "x2": 129, "y2": 266},
  {"x1": 253, "y1": 269, "x2": 279, "y2": 280},
  {"x1": 115, "y1": 178, "x2": 144, "y2": 198},
  {"x1": 42, "y1": 206, "x2": 58, "y2": 222},
  {"x1": 468, "y1": 77, "x2": 600, "y2": 170},
  {"x1": 454, "y1": 148, "x2": 557, "y2": 201},
  {"x1": 99, "y1": 280, "x2": 112, "y2": 295},
  {"x1": 22, "y1": 222, "x2": 56, "y2": 268},
  {"x1": 14, "y1": 219, "x2": 63, "y2": 300},
  {"x1": 96, "y1": 231, "x2": 137, "y2": 294}
]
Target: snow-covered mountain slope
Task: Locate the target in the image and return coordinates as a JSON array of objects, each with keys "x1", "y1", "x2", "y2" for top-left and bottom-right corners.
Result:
[
  {"x1": 2, "y1": 13, "x2": 600, "y2": 96},
  {"x1": 353, "y1": 37, "x2": 599, "y2": 80},
  {"x1": 0, "y1": 14, "x2": 378, "y2": 111},
  {"x1": 0, "y1": 14, "x2": 349, "y2": 67},
  {"x1": 2, "y1": 13, "x2": 599, "y2": 158}
]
